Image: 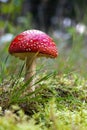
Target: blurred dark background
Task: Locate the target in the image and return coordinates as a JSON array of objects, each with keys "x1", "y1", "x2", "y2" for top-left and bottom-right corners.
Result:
[
  {"x1": 0, "y1": 0, "x2": 87, "y2": 51},
  {"x1": 0, "y1": 0, "x2": 87, "y2": 34}
]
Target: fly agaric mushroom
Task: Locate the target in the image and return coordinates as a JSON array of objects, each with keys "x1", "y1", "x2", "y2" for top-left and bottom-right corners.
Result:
[{"x1": 9, "y1": 30, "x2": 58, "y2": 92}]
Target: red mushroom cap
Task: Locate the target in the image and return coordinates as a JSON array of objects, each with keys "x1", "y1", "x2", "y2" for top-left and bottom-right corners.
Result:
[{"x1": 9, "y1": 30, "x2": 58, "y2": 59}]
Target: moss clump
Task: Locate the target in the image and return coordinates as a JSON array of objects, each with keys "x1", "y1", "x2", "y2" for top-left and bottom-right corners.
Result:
[{"x1": 0, "y1": 73, "x2": 87, "y2": 130}]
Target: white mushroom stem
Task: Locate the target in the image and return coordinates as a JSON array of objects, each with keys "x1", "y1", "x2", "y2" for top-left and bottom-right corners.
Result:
[{"x1": 25, "y1": 56, "x2": 36, "y2": 92}]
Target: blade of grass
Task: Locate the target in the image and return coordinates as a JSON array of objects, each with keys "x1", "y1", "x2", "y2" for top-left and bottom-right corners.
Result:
[
  {"x1": 9, "y1": 72, "x2": 55, "y2": 104},
  {"x1": 17, "y1": 61, "x2": 25, "y2": 78}
]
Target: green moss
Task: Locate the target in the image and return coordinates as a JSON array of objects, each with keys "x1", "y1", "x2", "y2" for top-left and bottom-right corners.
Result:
[{"x1": 0, "y1": 73, "x2": 87, "y2": 130}]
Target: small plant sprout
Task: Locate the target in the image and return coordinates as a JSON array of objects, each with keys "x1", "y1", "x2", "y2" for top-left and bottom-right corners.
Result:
[{"x1": 8, "y1": 30, "x2": 58, "y2": 92}]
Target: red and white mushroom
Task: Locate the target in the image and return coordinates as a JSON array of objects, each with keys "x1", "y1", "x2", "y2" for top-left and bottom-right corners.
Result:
[{"x1": 9, "y1": 30, "x2": 58, "y2": 92}]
